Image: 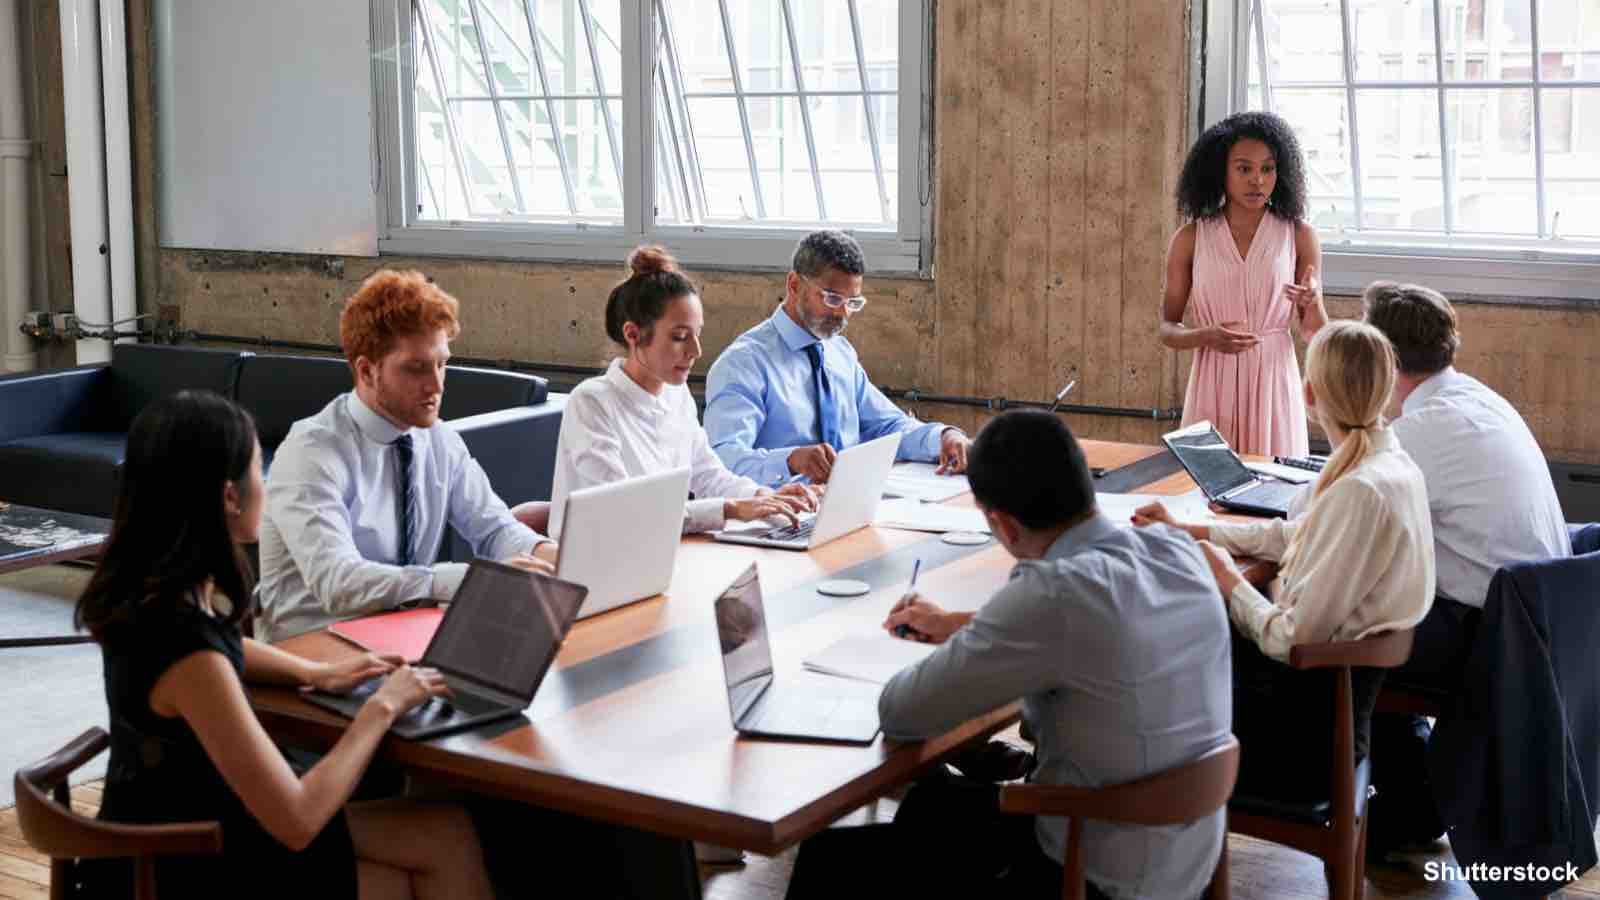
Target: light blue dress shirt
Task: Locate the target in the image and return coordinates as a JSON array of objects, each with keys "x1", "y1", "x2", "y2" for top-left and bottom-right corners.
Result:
[
  {"x1": 879, "y1": 513, "x2": 1234, "y2": 899},
  {"x1": 257, "y1": 392, "x2": 546, "y2": 642},
  {"x1": 703, "y1": 304, "x2": 950, "y2": 485}
]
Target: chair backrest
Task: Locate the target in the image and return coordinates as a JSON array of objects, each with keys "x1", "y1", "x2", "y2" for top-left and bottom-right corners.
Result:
[
  {"x1": 999, "y1": 736, "x2": 1240, "y2": 825},
  {"x1": 107, "y1": 345, "x2": 248, "y2": 432},
  {"x1": 14, "y1": 727, "x2": 222, "y2": 900},
  {"x1": 1288, "y1": 627, "x2": 1415, "y2": 671}
]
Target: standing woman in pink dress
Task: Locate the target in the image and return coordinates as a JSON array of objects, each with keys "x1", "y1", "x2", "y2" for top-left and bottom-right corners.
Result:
[{"x1": 1161, "y1": 112, "x2": 1328, "y2": 457}]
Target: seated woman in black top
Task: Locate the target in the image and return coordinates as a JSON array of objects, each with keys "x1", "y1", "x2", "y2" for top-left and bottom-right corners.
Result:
[{"x1": 77, "y1": 390, "x2": 491, "y2": 900}]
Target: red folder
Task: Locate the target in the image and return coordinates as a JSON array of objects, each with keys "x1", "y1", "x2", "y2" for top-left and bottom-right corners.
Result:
[{"x1": 328, "y1": 608, "x2": 443, "y2": 662}]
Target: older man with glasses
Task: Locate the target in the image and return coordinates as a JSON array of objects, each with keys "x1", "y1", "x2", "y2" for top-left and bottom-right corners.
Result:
[{"x1": 705, "y1": 230, "x2": 970, "y2": 485}]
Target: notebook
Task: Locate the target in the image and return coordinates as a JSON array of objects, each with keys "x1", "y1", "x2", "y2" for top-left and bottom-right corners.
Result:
[{"x1": 329, "y1": 607, "x2": 444, "y2": 662}]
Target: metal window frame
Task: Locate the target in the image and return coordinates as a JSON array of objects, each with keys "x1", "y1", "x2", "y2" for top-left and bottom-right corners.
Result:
[
  {"x1": 1200, "y1": 0, "x2": 1600, "y2": 301},
  {"x1": 376, "y1": 0, "x2": 932, "y2": 274}
]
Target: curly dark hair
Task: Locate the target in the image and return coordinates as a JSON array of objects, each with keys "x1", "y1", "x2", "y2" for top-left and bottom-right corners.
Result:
[{"x1": 1176, "y1": 111, "x2": 1307, "y2": 222}]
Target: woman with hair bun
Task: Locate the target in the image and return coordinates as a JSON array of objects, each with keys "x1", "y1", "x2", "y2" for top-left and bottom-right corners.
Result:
[
  {"x1": 1161, "y1": 111, "x2": 1327, "y2": 457},
  {"x1": 548, "y1": 246, "x2": 817, "y2": 539}
]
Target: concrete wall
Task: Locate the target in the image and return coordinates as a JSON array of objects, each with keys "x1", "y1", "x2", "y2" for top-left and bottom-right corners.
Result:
[{"x1": 27, "y1": 1, "x2": 1600, "y2": 463}]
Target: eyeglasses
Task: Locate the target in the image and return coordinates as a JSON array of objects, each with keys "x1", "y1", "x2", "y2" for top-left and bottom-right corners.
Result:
[{"x1": 800, "y1": 275, "x2": 868, "y2": 313}]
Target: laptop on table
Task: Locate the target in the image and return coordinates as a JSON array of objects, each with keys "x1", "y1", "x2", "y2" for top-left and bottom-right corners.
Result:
[
  {"x1": 712, "y1": 432, "x2": 901, "y2": 551},
  {"x1": 556, "y1": 467, "x2": 692, "y2": 620},
  {"x1": 1162, "y1": 420, "x2": 1304, "y2": 518},
  {"x1": 304, "y1": 559, "x2": 588, "y2": 740},
  {"x1": 715, "y1": 563, "x2": 881, "y2": 744}
]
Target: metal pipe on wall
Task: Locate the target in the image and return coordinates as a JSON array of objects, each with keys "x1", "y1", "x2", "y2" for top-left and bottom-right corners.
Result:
[
  {"x1": 181, "y1": 332, "x2": 1183, "y2": 421},
  {"x1": 59, "y1": 0, "x2": 113, "y2": 364},
  {"x1": 0, "y1": 0, "x2": 35, "y2": 372},
  {"x1": 99, "y1": 0, "x2": 137, "y2": 331}
]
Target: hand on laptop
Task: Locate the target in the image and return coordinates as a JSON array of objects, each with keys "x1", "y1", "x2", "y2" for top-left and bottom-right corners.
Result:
[
  {"x1": 788, "y1": 444, "x2": 837, "y2": 483},
  {"x1": 883, "y1": 594, "x2": 972, "y2": 645},
  {"x1": 368, "y1": 665, "x2": 453, "y2": 721},
  {"x1": 303, "y1": 652, "x2": 403, "y2": 695},
  {"x1": 771, "y1": 481, "x2": 821, "y2": 512},
  {"x1": 726, "y1": 495, "x2": 805, "y2": 527},
  {"x1": 503, "y1": 549, "x2": 557, "y2": 576}
]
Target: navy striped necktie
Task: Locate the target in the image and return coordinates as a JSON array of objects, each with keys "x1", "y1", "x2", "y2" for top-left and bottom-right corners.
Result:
[{"x1": 392, "y1": 433, "x2": 418, "y2": 566}]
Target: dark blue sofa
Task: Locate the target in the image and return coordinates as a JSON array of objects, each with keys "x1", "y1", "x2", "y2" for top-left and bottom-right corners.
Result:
[{"x1": 0, "y1": 344, "x2": 566, "y2": 525}]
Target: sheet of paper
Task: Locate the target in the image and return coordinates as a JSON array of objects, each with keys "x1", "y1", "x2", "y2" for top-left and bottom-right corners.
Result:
[
  {"x1": 873, "y1": 497, "x2": 991, "y2": 534},
  {"x1": 802, "y1": 633, "x2": 937, "y2": 684},
  {"x1": 1094, "y1": 490, "x2": 1218, "y2": 526},
  {"x1": 882, "y1": 462, "x2": 970, "y2": 502},
  {"x1": 1245, "y1": 461, "x2": 1316, "y2": 484}
]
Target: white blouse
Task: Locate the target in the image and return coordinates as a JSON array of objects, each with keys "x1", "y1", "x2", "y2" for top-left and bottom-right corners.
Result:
[
  {"x1": 1208, "y1": 427, "x2": 1436, "y2": 662},
  {"x1": 549, "y1": 359, "x2": 764, "y2": 537}
]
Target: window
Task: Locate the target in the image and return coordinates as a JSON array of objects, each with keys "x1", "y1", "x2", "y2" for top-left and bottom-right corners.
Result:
[
  {"x1": 376, "y1": 0, "x2": 929, "y2": 272},
  {"x1": 1206, "y1": 0, "x2": 1600, "y2": 300}
]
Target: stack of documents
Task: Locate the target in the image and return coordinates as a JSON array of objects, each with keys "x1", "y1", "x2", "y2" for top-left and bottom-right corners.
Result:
[
  {"x1": 873, "y1": 498, "x2": 991, "y2": 534},
  {"x1": 882, "y1": 463, "x2": 970, "y2": 502},
  {"x1": 802, "y1": 633, "x2": 937, "y2": 684}
]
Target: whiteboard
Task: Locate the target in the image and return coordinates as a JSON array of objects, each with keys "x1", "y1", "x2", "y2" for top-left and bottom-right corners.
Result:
[{"x1": 154, "y1": 0, "x2": 379, "y2": 256}]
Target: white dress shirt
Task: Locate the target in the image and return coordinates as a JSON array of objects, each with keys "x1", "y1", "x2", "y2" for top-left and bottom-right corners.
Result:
[
  {"x1": 1209, "y1": 428, "x2": 1436, "y2": 662},
  {"x1": 257, "y1": 392, "x2": 549, "y2": 642},
  {"x1": 549, "y1": 359, "x2": 764, "y2": 537},
  {"x1": 1389, "y1": 367, "x2": 1569, "y2": 608}
]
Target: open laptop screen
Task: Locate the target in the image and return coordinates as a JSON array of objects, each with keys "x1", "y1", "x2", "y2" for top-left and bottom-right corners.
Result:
[
  {"x1": 423, "y1": 561, "x2": 587, "y2": 701},
  {"x1": 716, "y1": 563, "x2": 774, "y2": 723},
  {"x1": 1164, "y1": 422, "x2": 1256, "y2": 497}
]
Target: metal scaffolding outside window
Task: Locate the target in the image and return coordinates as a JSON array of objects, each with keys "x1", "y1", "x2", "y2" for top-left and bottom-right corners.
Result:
[{"x1": 406, "y1": 0, "x2": 907, "y2": 233}]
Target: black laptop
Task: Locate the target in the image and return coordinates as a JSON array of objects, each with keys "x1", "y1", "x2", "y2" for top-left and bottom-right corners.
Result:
[
  {"x1": 1162, "y1": 420, "x2": 1304, "y2": 518},
  {"x1": 715, "y1": 563, "x2": 881, "y2": 745},
  {"x1": 304, "y1": 560, "x2": 588, "y2": 740}
]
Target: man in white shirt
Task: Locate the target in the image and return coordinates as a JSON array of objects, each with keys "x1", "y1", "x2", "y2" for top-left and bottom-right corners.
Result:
[
  {"x1": 1361, "y1": 281, "x2": 1570, "y2": 855},
  {"x1": 257, "y1": 270, "x2": 558, "y2": 643}
]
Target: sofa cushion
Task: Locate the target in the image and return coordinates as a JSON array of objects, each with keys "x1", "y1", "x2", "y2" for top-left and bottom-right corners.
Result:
[
  {"x1": 442, "y1": 366, "x2": 548, "y2": 419},
  {"x1": 233, "y1": 354, "x2": 354, "y2": 452},
  {"x1": 0, "y1": 432, "x2": 126, "y2": 518},
  {"x1": 107, "y1": 344, "x2": 248, "y2": 431}
]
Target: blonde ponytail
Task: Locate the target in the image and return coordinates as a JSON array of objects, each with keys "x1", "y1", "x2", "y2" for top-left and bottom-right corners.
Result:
[{"x1": 1281, "y1": 321, "x2": 1397, "y2": 570}]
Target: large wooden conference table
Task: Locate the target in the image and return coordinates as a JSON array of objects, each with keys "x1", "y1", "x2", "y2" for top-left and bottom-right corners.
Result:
[{"x1": 252, "y1": 440, "x2": 1267, "y2": 898}]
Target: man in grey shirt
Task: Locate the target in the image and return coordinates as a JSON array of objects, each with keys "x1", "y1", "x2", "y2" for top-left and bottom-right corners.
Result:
[{"x1": 784, "y1": 411, "x2": 1233, "y2": 900}]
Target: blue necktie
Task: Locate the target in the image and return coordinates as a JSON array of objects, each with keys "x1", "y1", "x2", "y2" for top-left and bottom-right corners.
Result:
[
  {"x1": 804, "y1": 343, "x2": 843, "y2": 450},
  {"x1": 393, "y1": 434, "x2": 418, "y2": 566}
]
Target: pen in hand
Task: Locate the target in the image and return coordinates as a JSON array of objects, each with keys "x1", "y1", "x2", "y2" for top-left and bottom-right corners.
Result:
[{"x1": 892, "y1": 559, "x2": 924, "y2": 640}]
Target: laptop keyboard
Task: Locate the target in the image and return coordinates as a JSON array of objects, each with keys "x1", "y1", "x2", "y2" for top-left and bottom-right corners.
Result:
[
  {"x1": 759, "y1": 518, "x2": 816, "y2": 542},
  {"x1": 751, "y1": 693, "x2": 877, "y2": 736},
  {"x1": 335, "y1": 676, "x2": 504, "y2": 721},
  {"x1": 1241, "y1": 479, "x2": 1303, "y2": 508}
]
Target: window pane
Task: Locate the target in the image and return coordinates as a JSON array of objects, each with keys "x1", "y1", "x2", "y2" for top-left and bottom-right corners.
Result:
[
  {"x1": 1271, "y1": 88, "x2": 1358, "y2": 232},
  {"x1": 1542, "y1": 87, "x2": 1600, "y2": 235},
  {"x1": 1355, "y1": 90, "x2": 1444, "y2": 230},
  {"x1": 1440, "y1": 0, "x2": 1534, "y2": 81},
  {"x1": 412, "y1": 0, "x2": 621, "y2": 224},
  {"x1": 686, "y1": 97, "x2": 760, "y2": 219},
  {"x1": 1446, "y1": 89, "x2": 1538, "y2": 234},
  {"x1": 1538, "y1": 0, "x2": 1600, "y2": 80},
  {"x1": 1350, "y1": 0, "x2": 1437, "y2": 82},
  {"x1": 655, "y1": 0, "x2": 899, "y2": 228},
  {"x1": 1260, "y1": 0, "x2": 1346, "y2": 84}
]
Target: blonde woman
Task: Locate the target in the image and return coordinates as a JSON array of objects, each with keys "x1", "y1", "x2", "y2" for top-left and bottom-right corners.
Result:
[{"x1": 1134, "y1": 320, "x2": 1435, "y2": 796}]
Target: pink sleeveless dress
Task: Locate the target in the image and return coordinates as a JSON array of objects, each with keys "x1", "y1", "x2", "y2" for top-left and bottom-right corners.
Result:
[{"x1": 1180, "y1": 212, "x2": 1309, "y2": 457}]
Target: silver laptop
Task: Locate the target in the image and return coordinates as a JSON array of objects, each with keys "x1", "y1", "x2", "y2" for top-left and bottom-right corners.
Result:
[
  {"x1": 1162, "y1": 420, "x2": 1303, "y2": 518},
  {"x1": 712, "y1": 432, "x2": 901, "y2": 551},
  {"x1": 716, "y1": 563, "x2": 881, "y2": 744},
  {"x1": 556, "y1": 468, "x2": 691, "y2": 619},
  {"x1": 304, "y1": 560, "x2": 587, "y2": 740}
]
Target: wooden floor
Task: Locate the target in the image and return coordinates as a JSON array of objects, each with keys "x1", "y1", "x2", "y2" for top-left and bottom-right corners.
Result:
[{"x1": 4, "y1": 782, "x2": 1598, "y2": 899}]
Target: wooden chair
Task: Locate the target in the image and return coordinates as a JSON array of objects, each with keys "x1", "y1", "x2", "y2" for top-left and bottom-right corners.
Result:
[
  {"x1": 511, "y1": 500, "x2": 552, "y2": 536},
  {"x1": 999, "y1": 736, "x2": 1240, "y2": 900},
  {"x1": 1227, "y1": 628, "x2": 1415, "y2": 900},
  {"x1": 14, "y1": 727, "x2": 222, "y2": 900}
]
